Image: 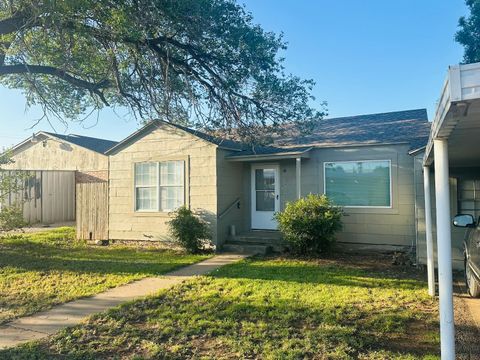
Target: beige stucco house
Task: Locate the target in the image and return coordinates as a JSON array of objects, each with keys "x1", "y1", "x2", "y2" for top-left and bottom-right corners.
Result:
[{"x1": 105, "y1": 109, "x2": 431, "y2": 251}]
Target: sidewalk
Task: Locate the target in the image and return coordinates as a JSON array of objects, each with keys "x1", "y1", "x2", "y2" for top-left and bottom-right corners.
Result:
[{"x1": 0, "y1": 253, "x2": 247, "y2": 349}]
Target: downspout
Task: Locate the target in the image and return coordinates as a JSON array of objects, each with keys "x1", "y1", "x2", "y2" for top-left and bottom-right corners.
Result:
[
  {"x1": 413, "y1": 154, "x2": 419, "y2": 260},
  {"x1": 296, "y1": 157, "x2": 301, "y2": 199}
]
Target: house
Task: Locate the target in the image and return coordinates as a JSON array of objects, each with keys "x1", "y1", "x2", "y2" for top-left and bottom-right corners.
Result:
[
  {"x1": 105, "y1": 109, "x2": 431, "y2": 251},
  {"x1": 3, "y1": 131, "x2": 117, "y2": 230}
]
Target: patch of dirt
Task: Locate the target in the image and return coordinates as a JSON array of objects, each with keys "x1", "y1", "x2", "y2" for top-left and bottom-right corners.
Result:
[
  {"x1": 277, "y1": 250, "x2": 425, "y2": 280},
  {"x1": 376, "y1": 320, "x2": 439, "y2": 357},
  {"x1": 0, "y1": 222, "x2": 75, "y2": 236}
]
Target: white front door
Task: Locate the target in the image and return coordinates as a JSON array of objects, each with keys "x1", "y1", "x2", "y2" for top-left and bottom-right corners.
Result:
[{"x1": 251, "y1": 164, "x2": 280, "y2": 230}]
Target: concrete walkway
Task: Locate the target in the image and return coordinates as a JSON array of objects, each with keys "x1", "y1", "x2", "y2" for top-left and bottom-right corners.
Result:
[{"x1": 0, "y1": 253, "x2": 247, "y2": 349}]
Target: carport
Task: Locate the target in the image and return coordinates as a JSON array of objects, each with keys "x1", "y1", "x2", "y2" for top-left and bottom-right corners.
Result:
[{"x1": 423, "y1": 62, "x2": 480, "y2": 359}]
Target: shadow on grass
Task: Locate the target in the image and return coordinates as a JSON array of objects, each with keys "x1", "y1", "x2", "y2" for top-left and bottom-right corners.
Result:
[
  {"x1": 0, "y1": 239, "x2": 203, "y2": 277},
  {"x1": 209, "y1": 256, "x2": 428, "y2": 291},
  {"x1": 0, "y1": 279, "x2": 440, "y2": 360}
]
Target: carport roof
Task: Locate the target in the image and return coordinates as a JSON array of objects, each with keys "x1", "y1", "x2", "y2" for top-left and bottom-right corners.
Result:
[{"x1": 424, "y1": 63, "x2": 480, "y2": 167}]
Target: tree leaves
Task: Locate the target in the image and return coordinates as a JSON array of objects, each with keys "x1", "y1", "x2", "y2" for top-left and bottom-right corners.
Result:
[
  {"x1": 0, "y1": 0, "x2": 325, "y2": 143},
  {"x1": 456, "y1": 0, "x2": 480, "y2": 64}
]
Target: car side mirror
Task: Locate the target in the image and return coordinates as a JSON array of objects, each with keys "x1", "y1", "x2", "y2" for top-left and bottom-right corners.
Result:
[{"x1": 453, "y1": 214, "x2": 476, "y2": 228}]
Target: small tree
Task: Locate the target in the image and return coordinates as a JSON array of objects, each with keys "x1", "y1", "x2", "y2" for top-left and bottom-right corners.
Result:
[
  {"x1": 0, "y1": 204, "x2": 27, "y2": 231},
  {"x1": 168, "y1": 206, "x2": 211, "y2": 253},
  {"x1": 275, "y1": 194, "x2": 343, "y2": 255},
  {"x1": 0, "y1": 149, "x2": 30, "y2": 231}
]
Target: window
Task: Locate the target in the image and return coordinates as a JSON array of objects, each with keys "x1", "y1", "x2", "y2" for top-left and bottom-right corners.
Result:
[
  {"x1": 134, "y1": 160, "x2": 185, "y2": 212},
  {"x1": 457, "y1": 179, "x2": 480, "y2": 221},
  {"x1": 324, "y1": 160, "x2": 391, "y2": 207}
]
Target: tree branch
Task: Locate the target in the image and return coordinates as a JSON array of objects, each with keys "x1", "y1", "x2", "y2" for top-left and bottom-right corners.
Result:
[
  {"x1": 0, "y1": 64, "x2": 111, "y2": 104},
  {"x1": 0, "y1": 10, "x2": 38, "y2": 35}
]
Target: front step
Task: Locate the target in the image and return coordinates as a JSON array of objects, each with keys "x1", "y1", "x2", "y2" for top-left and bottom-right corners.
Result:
[
  {"x1": 221, "y1": 242, "x2": 272, "y2": 255},
  {"x1": 229, "y1": 231, "x2": 287, "y2": 253}
]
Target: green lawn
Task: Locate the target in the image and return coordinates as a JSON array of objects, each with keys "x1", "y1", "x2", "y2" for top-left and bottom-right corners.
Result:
[
  {"x1": 2, "y1": 253, "x2": 440, "y2": 359},
  {"x1": 0, "y1": 227, "x2": 208, "y2": 324}
]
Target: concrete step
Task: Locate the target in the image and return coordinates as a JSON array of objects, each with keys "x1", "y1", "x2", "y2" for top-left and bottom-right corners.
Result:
[
  {"x1": 230, "y1": 237, "x2": 284, "y2": 245},
  {"x1": 221, "y1": 243, "x2": 272, "y2": 255}
]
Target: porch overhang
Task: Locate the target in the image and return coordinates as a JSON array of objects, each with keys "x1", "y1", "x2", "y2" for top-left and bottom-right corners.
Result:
[
  {"x1": 424, "y1": 63, "x2": 480, "y2": 167},
  {"x1": 225, "y1": 146, "x2": 312, "y2": 162}
]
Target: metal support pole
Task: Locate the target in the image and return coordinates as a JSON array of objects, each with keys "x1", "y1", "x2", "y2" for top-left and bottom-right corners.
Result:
[
  {"x1": 296, "y1": 157, "x2": 301, "y2": 199},
  {"x1": 423, "y1": 165, "x2": 435, "y2": 297},
  {"x1": 433, "y1": 139, "x2": 455, "y2": 360}
]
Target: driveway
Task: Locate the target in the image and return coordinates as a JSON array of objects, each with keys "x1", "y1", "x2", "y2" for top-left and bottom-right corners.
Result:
[{"x1": 454, "y1": 281, "x2": 480, "y2": 359}]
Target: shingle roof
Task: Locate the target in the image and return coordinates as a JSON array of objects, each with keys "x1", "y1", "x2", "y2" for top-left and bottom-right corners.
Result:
[
  {"x1": 226, "y1": 109, "x2": 430, "y2": 159},
  {"x1": 276, "y1": 108, "x2": 430, "y2": 150},
  {"x1": 107, "y1": 109, "x2": 430, "y2": 157},
  {"x1": 43, "y1": 132, "x2": 118, "y2": 154}
]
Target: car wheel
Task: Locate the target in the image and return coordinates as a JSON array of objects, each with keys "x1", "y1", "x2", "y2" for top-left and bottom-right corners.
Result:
[{"x1": 465, "y1": 257, "x2": 480, "y2": 298}]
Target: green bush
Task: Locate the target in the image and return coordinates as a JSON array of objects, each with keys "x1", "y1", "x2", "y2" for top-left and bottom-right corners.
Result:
[
  {"x1": 0, "y1": 204, "x2": 28, "y2": 231},
  {"x1": 275, "y1": 194, "x2": 343, "y2": 255},
  {"x1": 168, "y1": 206, "x2": 211, "y2": 253}
]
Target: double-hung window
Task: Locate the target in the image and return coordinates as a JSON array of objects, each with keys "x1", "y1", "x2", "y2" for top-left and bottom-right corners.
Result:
[
  {"x1": 134, "y1": 160, "x2": 185, "y2": 212},
  {"x1": 324, "y1": 160, "x2": 391, "y2": 207}
]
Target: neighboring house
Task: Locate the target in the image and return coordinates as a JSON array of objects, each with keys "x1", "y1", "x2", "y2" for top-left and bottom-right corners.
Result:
[
  {"x1": 105, "y1": 109, "x2": 431, "y2": 251},
  {"x1": 6, "y1": 131, "x2": 117, "y2": 173},
  {"x1": 2, "y1": 132, "x2": 117, "y2": 229}
]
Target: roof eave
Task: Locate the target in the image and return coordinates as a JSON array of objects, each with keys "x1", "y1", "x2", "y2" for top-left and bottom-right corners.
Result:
[
  {"x1": 106, "y1": 120, "x2": 244, "y2": 155},
  {"x1": 226, "y1": 148, "x2": 312, "y2": 162}
]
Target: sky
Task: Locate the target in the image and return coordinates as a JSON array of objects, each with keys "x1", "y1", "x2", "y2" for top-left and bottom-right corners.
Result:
[{"x1": 0, "y1": 0, "x2": 469, "y2": 148}]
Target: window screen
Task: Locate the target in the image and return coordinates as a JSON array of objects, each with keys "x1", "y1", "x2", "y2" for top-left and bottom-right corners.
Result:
[
  {"x1": 134, "y1": 161, "x2": 185, "y2": 211},
  {"x1": 134, "y1": 162, "x2": 158, "y2": 211},
  {"x1": 324, "y1": 160, "x2": 391, "y2": 207},
  {"x1": 159, "y1": 161, "x2": 185, "y2": 211}
]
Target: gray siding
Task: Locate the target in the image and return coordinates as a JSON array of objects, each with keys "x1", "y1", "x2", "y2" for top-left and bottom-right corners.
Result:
[
  {"x1": 216, "y1": 149, "x2": 245, "y2": 246},
  {"x1": 237, "y1": 144, "x2": 418, "y2": 247}
]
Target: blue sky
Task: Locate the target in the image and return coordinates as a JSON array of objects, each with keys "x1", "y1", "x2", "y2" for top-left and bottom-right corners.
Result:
[{"x1": 0, "y1": 1, "x2": 468, "y2": 148}]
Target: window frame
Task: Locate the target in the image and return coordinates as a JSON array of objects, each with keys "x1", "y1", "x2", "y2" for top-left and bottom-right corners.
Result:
[
  {"x1": 134, "y1": 162, "x2": 160, "y2": 212},
  {"x1": 133, "y1": 159, "x2": 186, "y2": 213},
  {"x1": 323, "y1": 159, "x2": 393, "y2": 209}
]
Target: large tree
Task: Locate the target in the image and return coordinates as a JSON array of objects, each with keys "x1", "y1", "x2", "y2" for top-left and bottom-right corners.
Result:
[
  {"x1": 456, "y1": 0, "x2": 480, "y2": 64},
  {"x1": 0, "y1": 0, "x2": 324, "y2": 142}
]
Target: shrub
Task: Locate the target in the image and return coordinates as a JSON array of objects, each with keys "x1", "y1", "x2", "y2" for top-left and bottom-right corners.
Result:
[
  {"x1": 275, "y1": 194, "x2": 343, "y2": 255},
  {"x1": 0, "y1": 204, "x2": 28, "y2": 231},
  {"x1": 168, "y1": 206, "x2": 211, "y2": 253}
]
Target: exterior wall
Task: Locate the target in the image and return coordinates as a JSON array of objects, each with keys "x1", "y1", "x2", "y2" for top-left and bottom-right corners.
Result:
[
  {"x1": 108, "y1": 125, "x2": 219, "y2": 243},
  {"x1": 5, "y1": 137, "x2": 109, "y2": 172},
  {"x1": 216, "y1": 149, "x2": 245, "y2": 247},
  {"x1": 240, "y1": 144, "x2": 418, "y2": 247}
]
